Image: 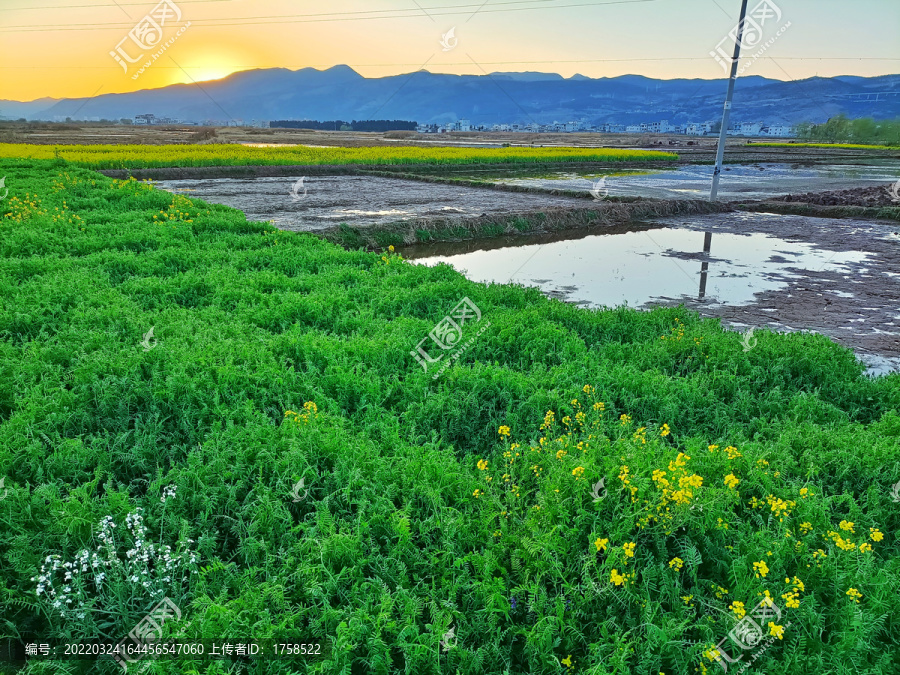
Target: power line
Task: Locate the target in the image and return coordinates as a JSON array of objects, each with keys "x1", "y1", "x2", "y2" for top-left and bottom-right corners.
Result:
[
  {"x1": 1, "y1": 57, "x2": 896, "y2": 70},
  {"x1": 0, "y1": 0, "x2": 241, "y2": 10},
  {"x1": 0, "y1": 0, "x2": 664, "y2": 32}
]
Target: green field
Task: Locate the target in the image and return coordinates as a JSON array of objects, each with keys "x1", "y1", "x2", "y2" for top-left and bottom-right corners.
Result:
[
  {"x1": 1, "y1": 159, "x2": 899, "y2": 674},
  {"x1": 752, "y1": 142, "x2": 900, "y2": 150},
  {"x1": 0, "y1": 144, "x2": 677, "y2": 171}
]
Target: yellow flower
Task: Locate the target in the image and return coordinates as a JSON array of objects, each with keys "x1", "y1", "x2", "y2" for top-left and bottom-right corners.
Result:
[
  {"x1": 723, "y1": 473, "x2": 739, "y2": 490},
  {"x1": 681, "y1": 594, "x2": 694, "y2": 606},
  {"x1": 556, "y1": 449, "x2": 568, "y2": 461},
  {"x1": 729, "y1": 601, "x2": 746, "y2": 618},
  {"x1": 610, "y1": 569, "x2": 626, "y2": 586},
  {"x1": 623, "y1": 542, "x2": 636, "y2": 558},
  {"x1": 593, "y1": 402, "x2": 605, "y2": 411},
  {"x1": 477, "y1": 459, "x2": 488, "y2": 471},
  {"x1": 561, "y1": 655, "x2": 573, "y2": 668},
  {"x1": 388, "y1": 245, "x2": 395, "y2": 252},
  {"x1": 799, "y1": 522, "x2": 813, "y2": 534},
  {"x1": 572, "y1": 466, "x2": 585, "y2": 479},
  {"x1": 619, "y1": 414, "x2": 632, "y2": 426},
  {"x1": 708, "y1": 444, "x2": 719, "y2": 452},
  {"x1": 679, "y1": 474, "x2": 703, "y2": 490},
  {"x1": 582, "y1": 385, "x2": 592, "y2": 394},
  {"x1": 498, "y1": 425, "x2": 511, "y2": 437},
  {"x1": 782, "y1": 589, "x2": 800, "y2": 609},
  {"x1": 752, "y1": 561, "x2": 769, "y2": 578},
  {"x1": 870, "y1": 528, "x2": 884, "y2": 542},
  {"x1": 859, "y1": 543, "x2": 873, "y2": 553},
  {"x1": 827, "y1": 530, "x2": 857, "y2": 551},
  {"x1": 799, "y1": 487, "x2": 809, "y2": 497},
  {"x1": 846, "y1": 588, "x2": 863, "y2": 603},
  {"x1": 768, "y1": 622, "x2": 784, "y2": 640},
  {"x1": 839, "y1": 520, "x2": 855, "y2": 533},
  {"x1": 473, "y1": 489, "x2": 483, "y2": 498},
  {"x1": 594, "y1": 537, "x2": 609, "y2": 553},
  {"x1": 659, "y1": 423, "x2": 670, "y2": 436},
  {"x1": 668, "y1": 557, "x2": 684, "y2": 571}
]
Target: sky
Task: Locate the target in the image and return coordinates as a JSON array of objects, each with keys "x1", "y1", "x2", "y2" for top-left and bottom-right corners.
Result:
[{"x1": 0, "y1": 0, "x2": 898, "y2": 102}]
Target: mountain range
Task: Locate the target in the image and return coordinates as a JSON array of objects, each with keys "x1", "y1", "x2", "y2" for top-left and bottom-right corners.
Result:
[{"x1": 2, "y1": 66, "x2": 899, "y2": 126}]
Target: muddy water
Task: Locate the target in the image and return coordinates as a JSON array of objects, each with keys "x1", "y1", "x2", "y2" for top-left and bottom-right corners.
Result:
[
  {"x1": 155, "y1": 175, "x2": 586, "y2": 231},
  {"x1": 404, "y1": 212, "x2": 900, "y2": 375},
  {"x1": 487, "y1": 161, "x2": 900, "y2": 201},
  {"x1": 405, "y1": 228, "x2": 868, "y2": 309}
]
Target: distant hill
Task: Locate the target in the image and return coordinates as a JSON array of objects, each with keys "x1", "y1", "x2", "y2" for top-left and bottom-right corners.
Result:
[{"x1": 4, "y1": 66, "x2": 899, "y2": 126}]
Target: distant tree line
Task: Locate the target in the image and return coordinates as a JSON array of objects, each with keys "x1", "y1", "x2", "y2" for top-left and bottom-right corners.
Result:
[
  {"x1": 795, "y1": 115, "x2": 900, "y2": 146},
  {"x1": 270, "y1": 119, "x2": 417, "y2": 132}
]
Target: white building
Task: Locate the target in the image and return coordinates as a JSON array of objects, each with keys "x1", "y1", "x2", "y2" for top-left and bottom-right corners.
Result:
[
  {"x1": 685, "y1": 122, "x2": 712, "y2": 136},
  {"x1": 761, "y1": 124, "x2": 795, "y2": 137}
]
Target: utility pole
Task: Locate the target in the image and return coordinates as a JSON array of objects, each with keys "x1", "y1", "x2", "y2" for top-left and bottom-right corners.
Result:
[{"x1": 710, "y1": 0, "x2": 750, "y2": 201}]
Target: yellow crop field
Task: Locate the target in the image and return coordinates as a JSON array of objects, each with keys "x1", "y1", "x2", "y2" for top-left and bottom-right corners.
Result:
[{"x1": 0, "y1": 143, "x2": 677, "y2": 169}]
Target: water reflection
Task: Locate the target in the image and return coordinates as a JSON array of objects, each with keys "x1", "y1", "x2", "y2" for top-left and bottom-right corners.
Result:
[
  {"x1": 698, "y1": 231, "x2": 713, "y2": 301},
  {"x1": 405, "y1": 225, "x2": 870, "y2": 309}
]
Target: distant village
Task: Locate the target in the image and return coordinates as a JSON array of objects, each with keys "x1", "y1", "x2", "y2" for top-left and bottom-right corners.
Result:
[
  {"x1": 47, "y1": 114, "x2": 798, "y2": 137},
  {"x1": 414, "y1": 119, "x2": 797, "y2": 137}
]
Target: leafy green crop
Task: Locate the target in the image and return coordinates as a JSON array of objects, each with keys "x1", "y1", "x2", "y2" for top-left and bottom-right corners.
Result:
[{"x1": 0, "y1": 160, "x2": 898, "y2": 674}]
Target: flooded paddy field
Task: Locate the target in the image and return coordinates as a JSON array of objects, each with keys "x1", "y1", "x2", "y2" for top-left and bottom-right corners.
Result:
[
  {"x1": 403, "y1": 212, "x2": 900, "y2": 375},
  {"x1": 156, "y1": 175, "x2": 590, "y2": 231},
  {"x1": 156, "y1": 161, "x2": 900, "y2": 231},
  {"x1": 483, "y1": 161, "x2": 900, "y2": 200}
]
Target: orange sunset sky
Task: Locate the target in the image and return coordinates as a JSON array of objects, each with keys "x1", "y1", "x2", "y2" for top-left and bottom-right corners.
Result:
[{"x1": 1, "y1": 0, "x2": 898, "y2": 102}]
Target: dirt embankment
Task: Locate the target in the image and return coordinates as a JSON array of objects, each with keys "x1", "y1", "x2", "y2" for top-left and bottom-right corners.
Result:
[
  {"x1": 737, "y1": 184, "x2": 900, "y2": 222},
  {"x1": 771, "y1": 184, "x2": 899, "y2": 207}
]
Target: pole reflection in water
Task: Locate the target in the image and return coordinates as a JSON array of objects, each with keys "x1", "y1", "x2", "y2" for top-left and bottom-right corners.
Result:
[{"x1": 698, "y1": 231, "x2": 713, "y2": 300}]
